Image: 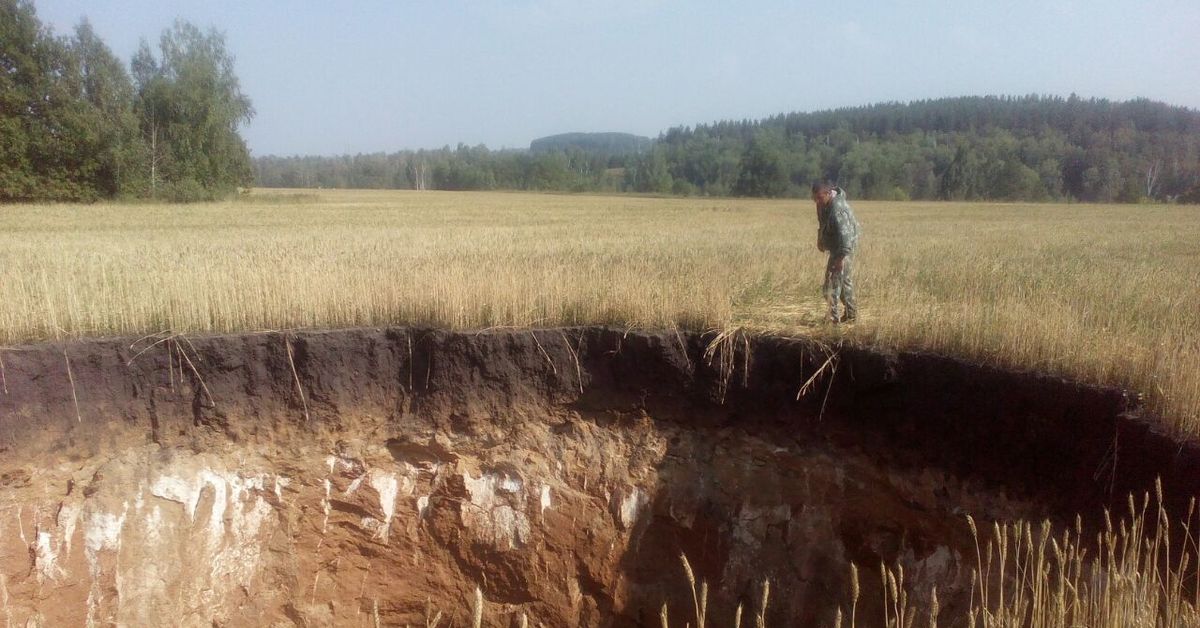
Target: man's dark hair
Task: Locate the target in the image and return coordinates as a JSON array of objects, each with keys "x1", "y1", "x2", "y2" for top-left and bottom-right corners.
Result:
[{"x1": 811, "y1": 181, "x2": 836, "y2": 194}]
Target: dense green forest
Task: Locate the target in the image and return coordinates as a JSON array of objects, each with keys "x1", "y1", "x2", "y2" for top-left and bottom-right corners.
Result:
[
  {"x1": 257, "y1": 96, "x2": 1200, "y2": 203},
  {"x1": 0, "y1": 0, "x2": 253, "y2": 201}
]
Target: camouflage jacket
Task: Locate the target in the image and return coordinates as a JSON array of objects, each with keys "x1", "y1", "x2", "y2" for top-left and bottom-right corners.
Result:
[{"x1": 817, "y1": 187, "x2": 860, "y2": 257}]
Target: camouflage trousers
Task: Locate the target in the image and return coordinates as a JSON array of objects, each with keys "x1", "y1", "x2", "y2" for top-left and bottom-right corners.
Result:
[{"x1": 823, "y1": 254, "x2": 857, "y2": 322}]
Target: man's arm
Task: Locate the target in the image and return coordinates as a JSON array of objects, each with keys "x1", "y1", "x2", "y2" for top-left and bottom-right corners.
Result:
[{"x1": 816, "y1": 205, "x2": 826, "y2": 251}]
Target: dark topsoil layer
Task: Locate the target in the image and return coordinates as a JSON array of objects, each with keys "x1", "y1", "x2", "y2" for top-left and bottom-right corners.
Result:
[{"x1": 1, "y1": 326, "x2": 1195, "y2": 524}]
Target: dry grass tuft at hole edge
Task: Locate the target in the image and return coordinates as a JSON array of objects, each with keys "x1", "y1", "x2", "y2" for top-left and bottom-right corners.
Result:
[{"x1": 409, "y1": 482, "x2": 1200, "y2": 627}]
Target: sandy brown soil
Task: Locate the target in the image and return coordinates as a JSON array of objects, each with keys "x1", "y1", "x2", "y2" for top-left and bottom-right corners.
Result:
[{"x1": 0, "y1": 327, "x2": 1192, "y2": 626}]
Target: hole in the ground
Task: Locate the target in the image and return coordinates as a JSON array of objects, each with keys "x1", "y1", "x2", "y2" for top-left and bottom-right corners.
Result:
[{"x1": 0, "y1": 327, "x2": 1196, "y2": 626}]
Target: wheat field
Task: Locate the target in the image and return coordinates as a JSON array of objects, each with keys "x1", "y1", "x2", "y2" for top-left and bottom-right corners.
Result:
[{"x1": 1, "y1": 189, "x2": 1197, "y2": 431}]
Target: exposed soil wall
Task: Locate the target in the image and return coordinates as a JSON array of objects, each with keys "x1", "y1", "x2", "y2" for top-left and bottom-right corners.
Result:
[{"x1": 0, "y1": 327, "x2": 1194, "y2": 626}]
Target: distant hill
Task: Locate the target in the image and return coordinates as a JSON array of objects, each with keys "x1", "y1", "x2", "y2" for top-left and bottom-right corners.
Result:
[{"x1": 529, "y1": 132, "x2": 651, "y2": 155}]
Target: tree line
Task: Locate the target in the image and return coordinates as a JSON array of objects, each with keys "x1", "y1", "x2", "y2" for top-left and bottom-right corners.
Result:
[
  {"x1": 254, "y1": 146, "x2": 630, "y2": 194},
  {"x1": 1, "y1": 0, "x2": 253, "y2": 202},
  {"x1": 257, "y1": 95, "x2": 1200, "y2": 203}
]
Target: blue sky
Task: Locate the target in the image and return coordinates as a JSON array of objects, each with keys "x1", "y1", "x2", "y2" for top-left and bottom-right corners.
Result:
[{"x1": 34, "y1": 0, "x2": 1200, "y2": 157}]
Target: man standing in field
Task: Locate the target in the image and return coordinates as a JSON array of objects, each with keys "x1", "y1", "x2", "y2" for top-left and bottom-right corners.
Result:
[{"x1": 812, "y1": 182, "x2": 860, "y2": 323}]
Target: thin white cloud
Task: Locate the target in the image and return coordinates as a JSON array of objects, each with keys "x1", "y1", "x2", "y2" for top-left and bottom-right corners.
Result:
[
  {"x1": 477, "y1": 0, "x2": 674, "y2": 30},
  {"x1": 838, "y1": 19, "x2": 883, "y2": 52},
  {"x1": 947, "y1": 23, "x2": 1000, "y2": 55}
]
